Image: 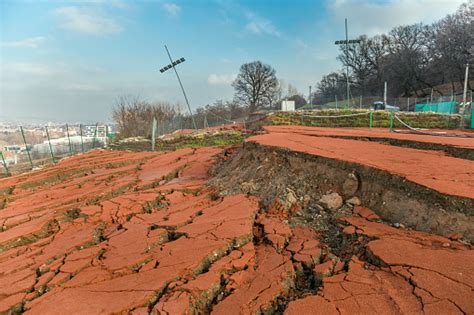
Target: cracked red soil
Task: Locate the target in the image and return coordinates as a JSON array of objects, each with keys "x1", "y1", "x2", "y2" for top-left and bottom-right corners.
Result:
[
  {"x1": 249, "y1": 126, "x2": 474, "y2": 200},
  {"x1": 263, "y1": 125, "x2": 474, "y2": 150},
  {"x1": 1, "y1": 126, "x2": 473, "y2": 314}
]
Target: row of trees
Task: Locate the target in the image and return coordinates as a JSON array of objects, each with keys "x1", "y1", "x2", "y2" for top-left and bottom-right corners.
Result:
[
  {"x1": 317, "y1": 1, "x2": 473, "y2": 100},
  {"x1": 112, "y1": 96, "x2": 251, "y2": 138},
  {"x1": 112, "y1": 96, "x2": 178, "y2": 138}
]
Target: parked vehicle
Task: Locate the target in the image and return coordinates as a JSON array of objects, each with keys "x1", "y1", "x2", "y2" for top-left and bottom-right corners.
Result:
[{"x1": 372, "y1": 101, "x2": 400, "y2": 112}]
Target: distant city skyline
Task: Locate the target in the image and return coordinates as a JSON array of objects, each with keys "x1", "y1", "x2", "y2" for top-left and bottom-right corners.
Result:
[{"x1": 1, "y1": 0, "x2": 465, "y2": 123}]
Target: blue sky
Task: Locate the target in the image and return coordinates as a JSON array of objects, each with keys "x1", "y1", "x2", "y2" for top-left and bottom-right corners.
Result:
[{"x1": 0, "y1": 0, "x2": 465, "y2": 123}]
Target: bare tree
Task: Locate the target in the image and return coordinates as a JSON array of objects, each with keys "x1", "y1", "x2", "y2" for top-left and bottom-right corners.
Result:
[
  {"x1": 232, "y1": 61, "x2": 279, "y2": 112},
  {"x1": 432, "y1": 1, "x2": 473, "y2": 91},
  {"x1": 338, "y1": 36, "x2": 368, "y2": 90},
  {"x1": 316, "y1": 72, "x2": 347, "y2": 97},
  {"x1": 193, "y1": 100, "x2": 247, "y2": 126},
  {"x1": 288, "y1": 94, "x2": 307, "y2": 108},
  {"x1": 287, "y1": 84, "x2": 298, "y2": 98},
  {"x1": 112, "y1": 95, "x2": 177, "y2": 138},
  {"x1": 274, "y1": 79, "x2": 285, "y2": 105},
  {"x1": 324, "y1": 1, "x2": 472, "y2": 100}
]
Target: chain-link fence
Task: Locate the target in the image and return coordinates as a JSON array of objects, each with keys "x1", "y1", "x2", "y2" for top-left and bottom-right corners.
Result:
[
  {"x1": 152, "y1": 113, "x2": 247, "y2": 136},
  {"x1": 301, "y1": 91, "x2": 473, "y2": 112},
  {"x1": 266, "y1": 108, "x2": 473, "y2": 131},
  {"x1": 1, "y1": 124, "x2": 107, "y2": 177}
]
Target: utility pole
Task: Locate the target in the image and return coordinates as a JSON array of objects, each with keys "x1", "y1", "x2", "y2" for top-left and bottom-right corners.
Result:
[
  {"x1": 334, "y1": 19, "x2": 360, "y2": 110},
  {"x1": 160, "y1": 45, "x2": 197, "y2": 130},
  {"x1": 384, "y1": 82, "x2": 387, "y2": 106},
  {"x1": 460, "y1": 63, "x2": 469, "y2": 128}
]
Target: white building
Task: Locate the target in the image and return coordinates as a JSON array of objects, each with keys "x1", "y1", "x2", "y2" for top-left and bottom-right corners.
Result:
[{"x1": 281, "y1": 100, "x2": 295, "y2": 111}]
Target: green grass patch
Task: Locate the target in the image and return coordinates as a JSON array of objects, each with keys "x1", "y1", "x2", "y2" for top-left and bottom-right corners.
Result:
[
  {"x1": 268, "y1": 110, "x2": 465, "y2": 129},
  {"x1": 155, "y1": 132, "x2": 244, "y2": 151}
]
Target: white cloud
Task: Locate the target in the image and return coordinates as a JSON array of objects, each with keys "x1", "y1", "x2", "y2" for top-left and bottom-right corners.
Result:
[
  {"x1": 295, "y1": 39, "x2": 309, "y2": 50},
  {"x1": 55, "y1": 6, "x2": 121, "y2": 35},
  {"x1": 208, "y1": 74, "x2": 237, "y2": 85},
  {"x1": 327, "y1": 0, "x2": 466, "y2": 36},
  {"x1": 109, "y1": 0, "x2": 129, "y2": 9},
  {"x1": 245, "y1": 12, "x2": 280, "y2": 36},
  {"x1": 71, "y1": 0, "x2": 129, "y2": 9},
  {"x1": 61, "y1": 84, "x2": 103, "y2": 92},
  {"x1": 162, "y1": 3, "x2": 181, "y2": 16},
  {"x1": 1, "y1": 37, "x2": 46, "y2": 48},
  {"x1": 3, "y1": 63, "x2": 55, "y2": 76}
]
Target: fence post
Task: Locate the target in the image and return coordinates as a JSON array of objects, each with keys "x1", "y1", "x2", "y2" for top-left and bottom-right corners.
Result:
[
  {"x1": 151, "y1": 118, "x2": 157, "y2": 151},
  {"x1": 20, "y1": 126, "x2": 34, "y2": 170},
  {"x1": 45, "y1": 126, "x2": 56, "y2": 164},
  {"x1": 369, "y1": 112, "x2": 373, "y2": 129},
  {"x1": 1, "y1": 152, "x2": 10, "y2": 176},
  {"x1": 92, "y1": 123, "x2": 98, "y2": 149},
  {"x1": 389, "y1": 112, "x2": 393, "y2": 132},
  {"x1": 66, "y1": 123, "x2": 73, "y2": 156},
  {"x1": 80, "y1": 124, "x2": 85, "y2": 153}
]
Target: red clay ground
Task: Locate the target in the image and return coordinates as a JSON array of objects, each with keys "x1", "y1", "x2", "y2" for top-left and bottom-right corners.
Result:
[
  {"x1": 250, "y1": 126, "x2": 474, "y2": 200},
  {"x1": 263, "y1": 125, "x2": 474, "y2": 150},
  {"x1": 1, "y1": 136, "x2": 473, "y2": 314}
]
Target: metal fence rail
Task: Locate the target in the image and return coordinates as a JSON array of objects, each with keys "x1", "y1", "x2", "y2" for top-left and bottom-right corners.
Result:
[{"x1": 1, "y1": 123, "x2": 106, "y2": 177}]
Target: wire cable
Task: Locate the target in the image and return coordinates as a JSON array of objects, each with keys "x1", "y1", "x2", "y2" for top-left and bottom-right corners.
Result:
[{"x1": 393, "y1": 115, "x2": 474, "y2": 138}]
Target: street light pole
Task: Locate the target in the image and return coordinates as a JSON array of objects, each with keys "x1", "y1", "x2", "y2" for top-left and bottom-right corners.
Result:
[
  {"x1": 162, "y1": 45, "x2": 197, "y2": 130},
  {"x1": 334, "y1": 19, "x2": 360, "y2": 110}
]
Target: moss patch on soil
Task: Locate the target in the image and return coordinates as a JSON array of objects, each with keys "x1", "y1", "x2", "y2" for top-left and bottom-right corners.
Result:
[
  {"x1": 261, "y1": 110, "x2": 467, "y2": 129},
  {"x1": 109, "y1": 131, "x2": 245, "y2": 152}
]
